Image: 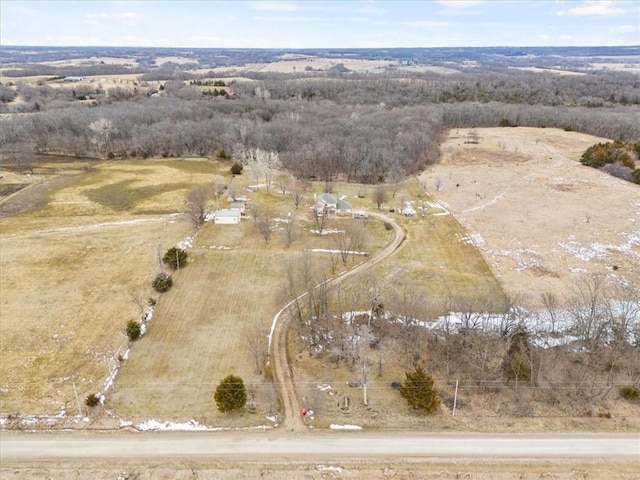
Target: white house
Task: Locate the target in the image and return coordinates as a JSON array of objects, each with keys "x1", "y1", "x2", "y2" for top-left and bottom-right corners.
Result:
[{"x1": 213, "y1": 209, "x2": 241, "y2": 225}]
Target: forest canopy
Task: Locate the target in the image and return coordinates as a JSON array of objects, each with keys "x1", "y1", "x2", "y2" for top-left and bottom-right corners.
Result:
[{"x1": 1, "y1": 49, "x2": 639, "y2": 184}]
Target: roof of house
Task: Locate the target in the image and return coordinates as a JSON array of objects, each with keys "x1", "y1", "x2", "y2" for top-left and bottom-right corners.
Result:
[
  {"x1": 337, "y1": 198, "x2": 352, "y2": 211},
  {"x1": 315, "y1": 193, "x2": 352, "y2": 211},
  {"x1": 315, "y1": 193, "x2": 337, "y2": 205},
  {"x1": 214, "y1": 209, "x2": 241, "y2": 218}
]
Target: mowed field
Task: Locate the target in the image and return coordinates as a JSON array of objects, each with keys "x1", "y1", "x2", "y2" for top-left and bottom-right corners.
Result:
[{"x1": 0, "y1": 158, "x2": 228, "y2": 417}]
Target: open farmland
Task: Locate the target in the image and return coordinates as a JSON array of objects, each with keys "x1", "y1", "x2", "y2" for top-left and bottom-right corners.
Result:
[
  {"x1": 0, "y1": 157, "x2": 231, "y2": 417},
  {"x1": 0, "y1": 145, "x2": 509, "y2": 427},
  {"x1": 1, "y1": 126, "x2": 639, "y2": 433},
  {"x1": 419, "y1": 127, "x2": 640, "y2": 306}
]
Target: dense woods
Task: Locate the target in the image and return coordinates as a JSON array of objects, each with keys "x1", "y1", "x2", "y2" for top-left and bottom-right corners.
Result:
[{"x1": 1, "y1": 47, "x2": 639, "y2": 184}]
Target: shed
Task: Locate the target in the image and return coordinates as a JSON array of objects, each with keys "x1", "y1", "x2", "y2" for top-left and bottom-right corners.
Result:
[
  {"x1": 229, "y1": 202, "x2": 246, "y2": 215},
  {"x1": 213, "y1": 209, "x2": 241, "y2": 225}
]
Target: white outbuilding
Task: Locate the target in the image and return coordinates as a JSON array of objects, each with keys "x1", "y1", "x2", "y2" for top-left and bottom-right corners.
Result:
[{"x1": 213, "y1": 209, "x2": 241, "y2": 225}]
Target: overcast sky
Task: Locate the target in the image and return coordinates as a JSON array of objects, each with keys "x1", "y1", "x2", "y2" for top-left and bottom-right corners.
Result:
[{"x1": 1, "y1": 0, "x2": 638, "y2": 49}]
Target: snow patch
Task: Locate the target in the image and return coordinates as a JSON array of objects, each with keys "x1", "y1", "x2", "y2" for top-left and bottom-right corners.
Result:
[
  {"x1": 308, "y1": 248, "x2": 369, "y2": 256},
  {"x1": 462, "y1": 192, "x2": 505, "y2": 213},
  {"x1": 177, "y1": 236, "x2": 193, "y2": 250},
  {"x1": 329, "y1": 424, "x2": 363, "y2": 430},
  {"x1": 310, "y1": 228, "x2": 345, "y2": 235},
  {"x1": 460, "y1": 232, "x2": 485, "y2": 247},
  {"x1": 136, "y1": 419, "x2": 216, "y2": 432},
  {"x1": 317, "y1": 465, "x2": 344, "y2": 473},
  {"x1": 558, "y1": 231, "x2": 640, "y2": 262}
]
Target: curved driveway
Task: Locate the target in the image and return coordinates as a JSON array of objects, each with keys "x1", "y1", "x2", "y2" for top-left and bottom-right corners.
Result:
[{"x1": 270, "y1": 212, "x2": 405, "y2": 431}]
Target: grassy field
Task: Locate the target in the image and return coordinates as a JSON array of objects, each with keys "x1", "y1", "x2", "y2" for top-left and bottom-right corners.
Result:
[
  {"x1": 0, "y1": 151, "x2": 505, "y2": 424},
  {"x1": 0, "y1": 157, "x2": 229, "y2": 415}
]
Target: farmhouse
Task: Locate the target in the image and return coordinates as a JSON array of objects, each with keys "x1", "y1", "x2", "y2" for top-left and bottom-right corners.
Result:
[
  {"x1": 212, "y1": 209, "x2": 241, "y2": 225},
  {"x1": 314, "y1": 193, "x2": 353, "y2": 217}
]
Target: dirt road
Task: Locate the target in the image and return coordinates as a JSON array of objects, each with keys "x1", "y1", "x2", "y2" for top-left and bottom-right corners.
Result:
[
  {"x1": 2, "y1": 431, "x2": 637, "y2": 459},
  {"x1": 270, "y1": 212, "x2": 405, "y2": 431},
  {"x1": 1, "y1": 431, "x2": 638, "y2": 480}
]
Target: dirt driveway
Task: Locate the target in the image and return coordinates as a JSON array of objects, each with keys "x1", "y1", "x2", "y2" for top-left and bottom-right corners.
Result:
[{"x1": 419, "y1": 127, "x2": 640, "y2": 307}]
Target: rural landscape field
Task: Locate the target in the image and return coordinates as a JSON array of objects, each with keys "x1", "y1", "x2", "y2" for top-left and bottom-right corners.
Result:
[{"x1": 1, "y1": 41, "x2": 639, "y2": 478}]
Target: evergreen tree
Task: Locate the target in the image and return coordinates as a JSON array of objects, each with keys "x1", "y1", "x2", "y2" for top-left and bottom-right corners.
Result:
[
  {"x1": 214, "y1": 375, "x2": 247, "y2": 413},
  {"x1": 398, "y1": 365, "x2": 440, "y2": 414},
  {"x1": 163, "y1": 247, "x2": 188, "y2": 270},
  {"x1": 503, "y1": 325, "x2": 532, "y2": 381},
  {"x1": 125, "y1": 320, "x2": 142, "y2": 341},
  {"x1": 152, "y1": 272, "x2": 173, "y2": 293}
]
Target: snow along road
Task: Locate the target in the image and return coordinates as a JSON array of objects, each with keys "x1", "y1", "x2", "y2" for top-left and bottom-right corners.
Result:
[{"x1": 1, "y1": 431, "x2": 638, "y2": 461}]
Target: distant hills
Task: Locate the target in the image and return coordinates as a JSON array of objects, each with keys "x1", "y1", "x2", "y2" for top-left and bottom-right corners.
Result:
[{"x1": 1, "y1": 45, "x2": 638, "y2": 68}]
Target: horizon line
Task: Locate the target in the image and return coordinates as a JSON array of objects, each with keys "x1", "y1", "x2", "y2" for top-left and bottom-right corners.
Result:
[{"x1": 1, "y1": 44, "x2": 639, "y2": 50}]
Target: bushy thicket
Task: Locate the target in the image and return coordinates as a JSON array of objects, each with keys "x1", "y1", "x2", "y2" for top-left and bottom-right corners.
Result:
[
  {"x1": 619, "y1": 386, "x2": 640, "y2": 401},
  {"x1": 580, "y1": 140, "x2": 639, "y2": 184},
  {"x1": 85, "y1": 393, "x2": 100, "y2": 407}
]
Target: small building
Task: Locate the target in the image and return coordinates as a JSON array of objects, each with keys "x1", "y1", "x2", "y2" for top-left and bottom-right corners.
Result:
[
  {"x1": 229, "y1": 201, "x2": 246, "y2": 216},
  {"x1": 213, "y1": 209, "x2": 241, "y2": 225},
  {"x1": 63, "y1": 76, "x2": 85, "y2": 82}
]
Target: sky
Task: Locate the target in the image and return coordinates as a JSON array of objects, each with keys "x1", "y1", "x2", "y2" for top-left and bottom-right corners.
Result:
[{"x1": 1, "y1": 0, "x2": 638, "y2": 49}]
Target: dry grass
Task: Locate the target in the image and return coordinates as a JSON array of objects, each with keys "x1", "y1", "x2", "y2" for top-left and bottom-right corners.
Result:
[
  {"x1": 0, "y1": 157, "x2": 232, "y2": 415},
  {"x1": 3, "y1": 131, "x2": 637, "y2": 433},
  {"x1": 1, "y1": 158, "x2": 396, "y2": 420},
  {"x1": 420, "y1": 127, "x2": 640, "y2": 306}
]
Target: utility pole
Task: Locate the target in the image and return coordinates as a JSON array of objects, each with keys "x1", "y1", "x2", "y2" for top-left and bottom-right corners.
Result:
[
  {"x1": 452, "y1": 380, "x2": 459, "y2": 417},
  {"x1": 73, "y1": 382, "x2": 83, "y2": 417}
]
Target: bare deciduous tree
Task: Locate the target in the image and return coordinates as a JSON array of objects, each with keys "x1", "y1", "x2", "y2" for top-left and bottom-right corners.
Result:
[
  {"x1": 282, "y1": 213, "x2": 296, "y2": 248},
  {"x1": 372, "y1": 184, "x2": 387, "y2": 211},
  {"x1": 242, "y1": 148, "x2": 280, "y2": 191},
  {"x1": 570, "y1": 273, "x2": 609, "y2": 346},
  {"x1": 256, "y1": 214, "x2": 273, "y2": 244},
  {"x1": 89, "y1": 117, "x2": 116, "y2": 158},
  {"x1": 184, "y1": 184, "x2": 210, "y2": 228},
  {"x1": 288, "y1": 178, "x2": 307, "y2": 209},
  {"x1": 276, "y1": 172, "x2": 291, "y2": 195},
  {"x1": 245, "y1": 322, "x2": 268, "y2": 374}
]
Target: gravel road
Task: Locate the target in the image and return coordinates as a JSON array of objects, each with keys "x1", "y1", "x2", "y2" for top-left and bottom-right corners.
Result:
[{"x1": 2, "y1": 431, "x2": 638, "y2": 460}]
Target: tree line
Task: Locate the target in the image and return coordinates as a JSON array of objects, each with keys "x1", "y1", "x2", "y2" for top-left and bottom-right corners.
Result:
[{"x1": 2, "y1": 63, "x2": 639, "y2": 184}]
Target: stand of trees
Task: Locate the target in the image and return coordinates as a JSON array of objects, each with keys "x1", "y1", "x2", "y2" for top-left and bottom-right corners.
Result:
[
  {"x1": 1, "y1": 94, "x2": 637, "y2": 183},
  {"x1": 580, "y1": 140, "x2": 640, "y2": 184},
  {"x1": 2, "y1": 55, "x2": 639, "y2": 184},
  {"x1": 284, "y1": 257, "x2": 639, "y2": 415}
]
